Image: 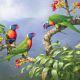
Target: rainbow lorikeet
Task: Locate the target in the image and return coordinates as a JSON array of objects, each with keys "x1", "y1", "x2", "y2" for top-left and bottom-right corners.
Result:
[
  {"x1": 6, "y1": 24, "x2": 19, "y2": 44},
  {"x1": 43, "y1": 14, "x2": 80, "y2": 33},
  {"x1": 0, "y1": 33, "x2": 36, "y2": 62}
]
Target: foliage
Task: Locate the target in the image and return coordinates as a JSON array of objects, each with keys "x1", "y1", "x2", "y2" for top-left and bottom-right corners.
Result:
[
  {"x1": 51, "y1": 0, "x2": 80, "y2": 14},
  {"x1": 21, "y1": 42, "x2": 80, "y2": 80},
  {"x1": 0, "y1": 24, "x2": 5, "y2": 34}
]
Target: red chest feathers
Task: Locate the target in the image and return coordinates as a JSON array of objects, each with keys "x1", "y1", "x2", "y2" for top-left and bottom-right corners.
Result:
[
  {"x1": 7, "y1": 30, "x2": 17, "y2": 39},
  {"x1": 27, "y1": 39, "x2": 32, "y2": 48}
]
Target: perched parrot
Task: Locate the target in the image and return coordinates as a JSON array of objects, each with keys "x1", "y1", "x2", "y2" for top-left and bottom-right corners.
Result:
[
  {"x1": 6, "y1": 24, "x2": 19, "y2": 44},
  {"x1": 43, "y1": 14, "x2": 80, "y2": 33},
  {"x1": 0, "y1": 33, "x2": 36, "y2": 62}
]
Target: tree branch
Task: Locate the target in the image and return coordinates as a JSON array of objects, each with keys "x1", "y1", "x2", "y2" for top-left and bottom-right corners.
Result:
[
  {"x1": 43, "y1": 29, "x2": 61, "y2": 55},
  {"x1": 43, "y1": 18, "x2": 80, "y2": 55},
  {"x1": 64, "y1": 0, "x2": 71, "y2": 16}
]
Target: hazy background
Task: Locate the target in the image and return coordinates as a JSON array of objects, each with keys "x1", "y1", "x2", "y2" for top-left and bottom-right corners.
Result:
[{"x1": 0, "y1": 0, "x2": 80, "y2": 80}]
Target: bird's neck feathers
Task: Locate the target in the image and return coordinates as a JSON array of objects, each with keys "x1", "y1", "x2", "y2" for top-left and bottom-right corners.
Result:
[{"x1": 27, "y1": 34, "x2": 32, "y2": 40}]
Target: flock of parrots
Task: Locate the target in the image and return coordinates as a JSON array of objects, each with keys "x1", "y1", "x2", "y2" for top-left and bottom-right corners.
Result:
[{"x1": 0, "y1": 14, "x2": 80, "y2": 62}]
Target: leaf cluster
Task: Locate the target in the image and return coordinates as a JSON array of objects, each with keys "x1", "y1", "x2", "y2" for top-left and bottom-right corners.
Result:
[{"x1": 21, "y1": 42, "x2": 80, "y2": 80}]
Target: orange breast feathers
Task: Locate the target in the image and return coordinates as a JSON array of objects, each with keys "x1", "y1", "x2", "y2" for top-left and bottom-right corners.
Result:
[
  {"x1": 7, "y1": 30, "x2": 17, "y2": 39},
  {"x1": 27, "y1": 39, "x2": 32, "y2": 48}
]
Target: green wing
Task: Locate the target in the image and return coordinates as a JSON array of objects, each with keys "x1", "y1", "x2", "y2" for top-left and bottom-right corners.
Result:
[
  {"x1": 60, "y1": 22, "x2": 80, "y2": 33},
  {"x1": 0, "y1": 24, "x2": 5, "y2": 34},
  {"x1": 11, "y1": 35, "x2": 30, "y2": 55},
  {"x1": 16, "y1": 35, "x2": 29, "y2": 49},
  {"x1": 0, "y1": 54, "x2": 14, "y2": 62},
  {"x1": 48, "y1": 14, "x2": 72, "y2": 23}
]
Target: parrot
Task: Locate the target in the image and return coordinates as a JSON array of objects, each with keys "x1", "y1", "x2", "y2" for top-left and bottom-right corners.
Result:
[
  {"x1": 6, "y1": 24, "x2": 19, "y2": 44},
  {"x1": 43, "y1": 14, "x2": 80, "y2": 33},
  {"x1": 0, "y1": 32, "x2": 36, "y2": 62}
]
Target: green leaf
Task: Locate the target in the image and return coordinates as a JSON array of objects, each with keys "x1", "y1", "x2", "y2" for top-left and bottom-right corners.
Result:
[
  {"x1": 61, "y1": 55, "x2": 73, "y2": 61},
  {"x1": 41, "y1": 67, "x2": 49, "y2": 80},
  {"x1": 75, "y1": 43, "x2": 80, "y2": 49},
  {"x1": 52, "y1": 41, "x2": 61, "y2": 47},
  {"x1": 35, "y1": 54, "x2": 44, "y2": 63},
  {"x1": 53, "y1": 50, "x2": 61, "y2": 57},
  {"x1": 0, "y1": 24, "x2": 5, "y2": 34},
  {"x1": 63, "y1": 62, "x2": 73, "y2": 70},
  {"x1": 73, "y1": 66, "x2": 80, "y2": 72},
  {"x1": 42, "y1": 67, "x2": 49, "y2": 73},
  {"x1": 63, "y1": 47, "x2": 68, "y2": 50},
  {"x1": 58, "y1": 61, "x2": 64, "y2": 69},
  {"x1": 45, "y1": 59, "x2": 53, "y2": 67},
  {"x1": 41, "y1": 71, "x2": 48, "y2": 80},
  {"x1": 26, "y1": 64, "x2": 33, "y2": 70},
  {"x1": 51, "y1": 69, "x2": 58, "y2": 80},
  {"x1": 29, "y1": 67, "x2": 37, "y2": 78},
  {"x1": 35, "y1": 68, "x2": 42, "y2": 77},
  {"x1": 76, "y1": 51, "x2": 80, "y2": 54},
  {"x1": 21, "y1": 67, "x2": 25, "y2": 73},
  {"x1": 53, "y1": 60, "x2": 58, "y2": 69},
  {"x1": 40, "y1": 57, "x2": 49, "y2": 65}
]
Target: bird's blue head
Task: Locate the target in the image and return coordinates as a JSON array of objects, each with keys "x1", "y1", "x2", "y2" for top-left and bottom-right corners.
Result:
[
  {"x1": 28, "y1": 33, "x2": 36, "y2": 39},
  {"x1": 10, "y1": 24, "x2": 19, "y2": 30}
]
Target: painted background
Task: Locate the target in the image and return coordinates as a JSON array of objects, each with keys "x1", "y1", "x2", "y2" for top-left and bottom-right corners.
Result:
[{"x1": 0, "y1": 0, "x2": 80, "y2": 80}]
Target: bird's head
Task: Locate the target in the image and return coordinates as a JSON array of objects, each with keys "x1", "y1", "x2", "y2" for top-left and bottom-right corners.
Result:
[
  {"x1": 10, "y1": 24, "x2": 19, "y2": 30},
  {"x1": 28, "y1": 32, "x2": 36, "y2": 39},
  {"x1": 43, "y1": 20, "x2": 55, "y2": 29}
]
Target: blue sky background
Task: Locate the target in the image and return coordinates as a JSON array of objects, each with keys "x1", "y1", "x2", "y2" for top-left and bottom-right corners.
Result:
[{"x1": 0, "y1": 0, "x2": 79, "y2": 20}]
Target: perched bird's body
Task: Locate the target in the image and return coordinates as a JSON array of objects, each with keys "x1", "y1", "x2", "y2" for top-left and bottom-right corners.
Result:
[
  {"x1": 0, "y1": 33, "x2": 36, "y2": 62},
  {"x1": 7, "y1": 24, "x2": 19, "y2": 44},
  {"x1": 43, "y1": 14, "x2": 80, "y2": 33}
]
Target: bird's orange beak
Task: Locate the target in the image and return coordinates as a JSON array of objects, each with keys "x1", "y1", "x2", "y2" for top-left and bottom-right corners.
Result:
[{"x1": 48, "y1": 20, "x2": 55, "y2": 26}]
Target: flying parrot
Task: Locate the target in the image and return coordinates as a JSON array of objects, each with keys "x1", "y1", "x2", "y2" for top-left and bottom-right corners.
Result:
[
  {"x1": 43, "y1": 14, "x2": 80, "y2": 33},
  {"x1": 0, "y1": 32, "x2": 36, "y2": 62},
  {"x1": 6, "y1": 24, "x2": 19, "y2": 44}
]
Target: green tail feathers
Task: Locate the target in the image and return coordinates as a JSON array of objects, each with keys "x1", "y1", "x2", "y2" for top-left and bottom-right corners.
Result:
[
  {"x1": 0, "y1": 54, "x2": 14, "y2": 62},
  {"x1": 60, "y1": 22, "x2": 80, "y2": 33}
]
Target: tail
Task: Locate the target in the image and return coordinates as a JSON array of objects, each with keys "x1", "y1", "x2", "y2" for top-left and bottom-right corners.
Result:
[
  {"x1": 60, "y1": 22, "x2": 80, "y2": 33},
  {"x1": 0, "y1": 54, "x2": 14, "y2": 62}
]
